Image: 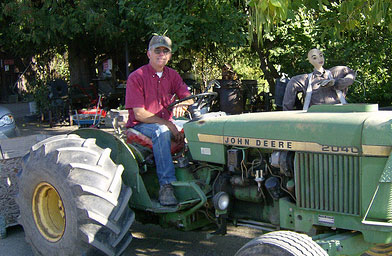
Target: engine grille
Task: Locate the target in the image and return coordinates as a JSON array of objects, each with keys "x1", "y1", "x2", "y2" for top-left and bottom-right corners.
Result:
[{"x1": 295, "y1": 152, "x2": 360, "y2": 215}]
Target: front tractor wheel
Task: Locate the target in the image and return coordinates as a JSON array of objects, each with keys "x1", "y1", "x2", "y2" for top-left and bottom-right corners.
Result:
[
  {"x1": 235, "y1": 231, "x2": 328, "y2": 256},
  {"x1": 16, "y1": 134, "x2": 134, "y2": 256}
]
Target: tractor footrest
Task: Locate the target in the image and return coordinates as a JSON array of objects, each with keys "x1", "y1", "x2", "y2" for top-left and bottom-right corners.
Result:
[{"x1": 146, "y1": 198, "x2": 202, "y2": 213}]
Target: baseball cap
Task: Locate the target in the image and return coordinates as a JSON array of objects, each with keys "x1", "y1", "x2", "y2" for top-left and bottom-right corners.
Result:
[{"x1": 148, "y1": 35, "x2": 172, "y2": 51}]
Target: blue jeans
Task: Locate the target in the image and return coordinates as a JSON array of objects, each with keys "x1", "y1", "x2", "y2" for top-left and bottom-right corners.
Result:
[{"x1": 133, "y1": 123, "x2": 176, "y2": 186}]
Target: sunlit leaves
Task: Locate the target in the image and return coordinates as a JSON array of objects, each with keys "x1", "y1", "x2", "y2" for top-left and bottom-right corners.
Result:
[
  {"x1": 249, "y1": 0, "x2": 392, "y2": 46},
  {"x1": 248, "y1": 0, "x2": 289, "y2": 46}
]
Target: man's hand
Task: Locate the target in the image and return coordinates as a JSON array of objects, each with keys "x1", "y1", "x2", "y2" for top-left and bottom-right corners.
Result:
[
  {"x1": 166, "y1": 121, "x2": 184, "y2": 142},
  {"x1": 172, "y1": 98, "x2": 194, "y2": 118},
  {"x1": 172, "y1": 104, "x2": 188, "y2": 118}
]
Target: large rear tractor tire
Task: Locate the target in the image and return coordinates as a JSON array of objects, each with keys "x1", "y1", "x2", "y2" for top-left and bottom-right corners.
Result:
[
  {"x1": 235, "y1": 231, "x2": 328, "y2": 256},
  {"x1": 16, "y1": 134, "x2": 134, "y2": 256}
]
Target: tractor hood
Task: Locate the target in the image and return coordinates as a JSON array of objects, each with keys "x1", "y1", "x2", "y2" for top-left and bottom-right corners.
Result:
[{"x1": 184, "y1": 104, "x2": 392, "y2": 164}]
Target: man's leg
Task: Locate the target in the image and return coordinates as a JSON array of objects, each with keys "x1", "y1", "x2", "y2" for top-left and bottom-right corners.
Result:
[{"x1": 133, "y1": 123, "x2": 178, "y2": 205}]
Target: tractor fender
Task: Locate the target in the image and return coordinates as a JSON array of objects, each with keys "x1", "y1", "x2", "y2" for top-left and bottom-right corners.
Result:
[{"x1": 71, "y1": 128, "x2": 156, "y2": 209}]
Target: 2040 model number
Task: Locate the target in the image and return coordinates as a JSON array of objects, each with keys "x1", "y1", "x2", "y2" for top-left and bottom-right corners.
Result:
[{"x1": 321, "y1": 145, "x2": 359, "y2": 154}]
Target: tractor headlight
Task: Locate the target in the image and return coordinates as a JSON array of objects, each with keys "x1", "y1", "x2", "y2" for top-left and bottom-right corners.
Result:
[{"x1": 213, "y1": 192, "x2": 229, "y2": 211}]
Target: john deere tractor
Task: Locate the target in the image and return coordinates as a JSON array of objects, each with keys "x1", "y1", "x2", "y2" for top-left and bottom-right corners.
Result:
[{"x1": 16, "y1": 96, "x2": 392, "y2": 255}]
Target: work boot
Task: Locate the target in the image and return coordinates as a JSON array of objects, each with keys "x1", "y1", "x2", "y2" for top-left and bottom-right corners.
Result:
[{"x1": 159, "y1": 184, "x2": 178, "y2": 206}]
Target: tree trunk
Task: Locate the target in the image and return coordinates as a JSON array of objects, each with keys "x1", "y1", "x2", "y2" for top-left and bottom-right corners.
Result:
[
  {"x1": 251, "y1": 36, "x2": 279, "y2": 96},
  {"x1": 68, "y1": 40, "x2": 96, "y2": 88}
]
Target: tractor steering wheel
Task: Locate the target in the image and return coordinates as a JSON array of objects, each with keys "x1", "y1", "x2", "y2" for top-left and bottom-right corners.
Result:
[{"x1": 168, "y1": 92, "x2": 218, "y2": 119}]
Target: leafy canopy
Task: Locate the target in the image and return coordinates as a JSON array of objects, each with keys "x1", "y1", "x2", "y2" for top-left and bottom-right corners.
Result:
[{"x1": 248, "y1": 0, "x2": 392, "y2": 46}]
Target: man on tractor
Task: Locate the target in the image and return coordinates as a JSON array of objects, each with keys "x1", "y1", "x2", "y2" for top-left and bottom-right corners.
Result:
[{"x1": 125, "y1": 35, "x2": 193, "y2": 206}]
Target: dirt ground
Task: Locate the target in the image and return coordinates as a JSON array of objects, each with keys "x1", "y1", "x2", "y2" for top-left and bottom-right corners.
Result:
[
  {"x1": 6, "y1": 102, "x2": 78, "y2": 137},
  {"x1": 1, "y1": 220, "x2": 265, "y2": 256},
  {"x1": 0, "y1": 103, "x2": 266, "y2": 256},
  {"x1": 17, "y1": 119, "x2": 78, "y2": 137}
]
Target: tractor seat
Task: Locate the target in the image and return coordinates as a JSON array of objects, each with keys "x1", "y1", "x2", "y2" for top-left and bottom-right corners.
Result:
[{"x1": 125, "y1": 128, "x2": 184, "y2": 155}]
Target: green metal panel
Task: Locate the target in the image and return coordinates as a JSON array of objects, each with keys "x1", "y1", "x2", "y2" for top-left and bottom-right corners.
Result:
[
  {"x1": 174, "y1": 167, "x2": 199, "y2": 201},
  {"x1": 159, "y1": 181, "x2": 211, "y2": 231},
  {"x1": 362, "y1": 111, "x2": 392, "y2": 150},
  {"x1": 231, "y1": 199, "x2": 280, "y2": 225},
  {"x1": 279, "y1": 199, "x2": 295, "y2": 230},
  {"x1": 232, "y1": 186, "x2": 263, "y2": 203},
  {"x1": 186, "y1": 105, "x2": 392, "y2": 159},
  {"x1": 307, "y1": 103, "x2": 378, "y2": 113},
  {"x1": 279, "y1": 199, "x2": 392, "y2": 244},
  {"x1": 184, "y1": 116, "x2": 228, "y2": 141},
  {"x1": 380, "y1": 153, "x2": 392, "y2": 182},
  {"x1": 361, "y1": 157, "x2": 387, "y2": 217},
  {"x1": 366, "y1": 183, "x2": 392, "y2": 220},
  {"x1": 184, "y1": 117, "x2": 227, "y2": 164},
  {"x1": 187, "y1": 141, "x2": 226, "y2": 164},
  {"x1": 174, "y1": 166, "x2": 215, "y2": 202},
  {"x1": 222, "y1": 111, "x2": 366, "y2": 149},
  {"x1": 185, "y1": 107, "x2": 386, "y2": 158},
  {"x1": 160, "y1": 210, "x2": 212, "y2": 231},
  {"x1": 362, "y1": 152, "x2": 392, "y2": 222},
  {"x1": 315, "y1": 231, "x2": 375, "y2": 256}
]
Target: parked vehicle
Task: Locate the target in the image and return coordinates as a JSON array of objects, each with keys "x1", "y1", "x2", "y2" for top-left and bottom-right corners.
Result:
[
  {"x1": 0, "y1": 105, "x2": 18, "y2": 139},
  {"x1": 16, "y1": 97, "x2": 392, "y2": 255}
]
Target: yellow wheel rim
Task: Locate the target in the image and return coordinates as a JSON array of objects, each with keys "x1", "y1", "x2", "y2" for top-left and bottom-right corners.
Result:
[{"x1": 32, "y1": 182, "x2": 65, "y2": 242}]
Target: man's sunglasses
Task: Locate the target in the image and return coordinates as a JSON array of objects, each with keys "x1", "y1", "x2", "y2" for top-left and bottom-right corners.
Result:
[{"x1": 153, "y1": 48, "x2": 171, "y2": 55}]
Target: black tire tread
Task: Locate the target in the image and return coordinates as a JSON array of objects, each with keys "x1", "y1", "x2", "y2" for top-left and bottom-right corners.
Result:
[
  {"x1": 17, "y1": 134, "x2": 134, "y2": 256},
  {"x1": 31, "y1": 134, "x2": 80, "y2": 151},
  {"x1": 113, "y1": 186, "x2": 133, "y2": 222},
  {"x1": 235, "y1": 231, "x2": 328, "y2": 256},
  {"x1": 263, "y1": 231, "x2": 327, "y2": 256}
]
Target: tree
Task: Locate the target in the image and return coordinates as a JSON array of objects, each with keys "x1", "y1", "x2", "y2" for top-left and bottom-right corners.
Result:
[
  {"x1": 119, "y1": 0, "x2": 248, "y2": 84},
  {"x1": 2, "y1": 0, "x2": 391, "y2": 108},
  {"x1": 1, "y1": 0, "x2": 126, "y2": 87},
  {"x1": 1, "y1": 0, "x2": 248, "y2": 89}
]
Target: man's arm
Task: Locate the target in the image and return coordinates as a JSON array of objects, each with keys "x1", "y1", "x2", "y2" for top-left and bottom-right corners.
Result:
[
  {"x1": 133, "y1": 107, "x2": 183, "y2": 142},
  {"x1": 172, "y1": 99, "x2": 194, "y2": 118},
  {"x1": 170, "y1": 70, "x2": 194, "y2": 117}
]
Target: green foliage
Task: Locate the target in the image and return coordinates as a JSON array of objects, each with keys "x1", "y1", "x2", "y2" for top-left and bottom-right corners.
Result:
[
  {"x1": 230, "y1": 47, "x2": 265, "y2": 83},
  {"x1": 33, "y1": 51, "x2": 70, "y2": 84},
  {"x1": 30, "y1": 79, "x2": 50, "y2": 114},
  {"x1": 120, "y1": 0, "x2": 247, "y2": 52},
  {"x1": 1, "y1": 0, "x2": 124, "y2": 55},
  {"x1": 2, "y1": 0, "x2": 392, "y2": 108},
  {"x1": 248, "y1": 0, "x2": 289, "y2": 46},
  {"x1": 119, "y1": 0, "x2": 251, "y2": 87},
  {"x1": 269, "y1": 7, "x2": 318, "y2": 76},
  {"x1": 24, "y1": 50, "x2": 70, "y2": 114},
  {"x1": 318, "y1": 0, "x2": 392, "y2": 35},
  {"x1": 169, "y1": 45, "x2": 262, "y2": 92},
  {"x1": 327, "y1": 27, "x2": 392, "y2": 106},
  {"x1": 249, "y1": 0, "x2": 392, "y2": 47}
]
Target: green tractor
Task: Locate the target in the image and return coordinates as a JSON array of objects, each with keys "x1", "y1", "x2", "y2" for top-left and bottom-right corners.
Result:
[{"x1": 16, "y1": 96, "x2": 392, "y2": 255}]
